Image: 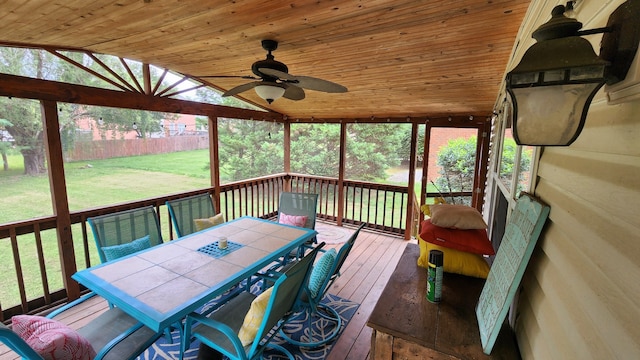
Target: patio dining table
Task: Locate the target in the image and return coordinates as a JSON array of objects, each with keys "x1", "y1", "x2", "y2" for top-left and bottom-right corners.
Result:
[{"x1": 72, "y1": 216, "x2": 317, "y2": 333}]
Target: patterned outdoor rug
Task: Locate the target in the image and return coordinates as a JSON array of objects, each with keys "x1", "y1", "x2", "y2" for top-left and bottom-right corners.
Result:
[
  {"x1": 137, "y1": 289, "x2": 359, "y2": 360},
  {"x1": 315, "y1": 222, "x2": 354, "y2": 245}
]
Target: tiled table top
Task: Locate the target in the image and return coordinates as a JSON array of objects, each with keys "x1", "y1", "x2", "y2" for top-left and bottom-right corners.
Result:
[{"x1": 73, "y1": 217, "x2": 316, "y2": 332}]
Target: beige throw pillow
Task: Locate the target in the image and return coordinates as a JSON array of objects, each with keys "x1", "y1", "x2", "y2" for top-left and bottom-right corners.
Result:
[
  {"x1": 193, "y1": 213, "x2": 225, "y2": 232},
  {"x1": 429, "y1": 204, "x2": 487, "y2": 229}
]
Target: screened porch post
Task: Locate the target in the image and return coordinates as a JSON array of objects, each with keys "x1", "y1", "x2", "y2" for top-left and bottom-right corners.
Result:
[
  {"x1": 210, "y1": 115, "x2": 221, "y2": 212},
  {"x1": 336, "y1": 120, "x2": 347, "y2": 226},
  {"x1": 284, "y1": 120, "x2": 291, "y2": 192},
  {"x1": 420, "y1": 121, "x2": 431, "y2": 206},
  {"x1": 405, "y1": 121, "x2": 419, "y2": 240},
  {"x1": 41, "y1": 100, "x2": 80, "y2": 300}
]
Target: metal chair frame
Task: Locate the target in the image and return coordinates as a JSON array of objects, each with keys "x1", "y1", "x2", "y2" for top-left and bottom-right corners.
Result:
[
  {"x1": 180, "y1": 244, "x2": 325, "y2": 360},
  {"x1": 87, "y1": 206, "x2": 175, "y2": 342},
  {"x1": 280, "y1": 223, "x2": 366, "y2": 347},
  {"x1": 1, "y1": 292, "x2": 162, "y2": 360}
]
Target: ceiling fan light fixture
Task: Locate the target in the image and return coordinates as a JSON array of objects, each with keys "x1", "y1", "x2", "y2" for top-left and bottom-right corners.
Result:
[
  {"x1": 215, "y1": 40, "x2": 347, "y2": 103},
  {"x1": 254, "y1": 82, "x2": 286, "y2": 103}
]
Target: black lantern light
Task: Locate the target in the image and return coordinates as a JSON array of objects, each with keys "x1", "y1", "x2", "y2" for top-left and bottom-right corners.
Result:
[{"x1": 506, "y1": 0, "x2": 640, "y2": 146}]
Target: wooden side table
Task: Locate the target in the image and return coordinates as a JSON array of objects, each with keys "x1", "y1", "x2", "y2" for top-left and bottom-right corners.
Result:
[{"x1": 367, "y1": 243, "x2": 520, "y2": 359}]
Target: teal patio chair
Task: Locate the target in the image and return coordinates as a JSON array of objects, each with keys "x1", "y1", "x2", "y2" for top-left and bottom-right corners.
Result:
[
  {"x1": 279, "y1": 223, "x2": 366, "y2": 347},
  {"x1": 180, "y1": 243, "x2": 325, "y2": 360},
  {"x1": 1, "y1": 293, "x2": 162, "y2": 360},
  {"x1": 87, "y1": 205, "x2": 164, "y2": 264},
  {"x1": 277, "y1": 192, "x2": 319, "y2": 258},
  {"x1": 277, "y1": 192, "x2": 318, "y2": 230},
  {"x1": 166, "y1": 193, "x2": 217, "y2": 238},
  {"x1": 87, "y1": 206, "x2": 175, "y2": 343}
]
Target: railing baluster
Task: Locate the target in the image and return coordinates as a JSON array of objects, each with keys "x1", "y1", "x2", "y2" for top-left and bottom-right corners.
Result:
[
  {"x1": 390, "y1": 191, "x2": 397, "y2": 230},
  {"x1": 80, "y1": 219, "x2": 92, "y2": 267},
  {"x1": 10, "y1": 228, "x2": 28, "y2": 313},
  {"x1": 33, "y1": 224, "x2": 51, "y2": 306},
  {"x1": 230, "y1": 186, "x2": 237, "y2": 220}
]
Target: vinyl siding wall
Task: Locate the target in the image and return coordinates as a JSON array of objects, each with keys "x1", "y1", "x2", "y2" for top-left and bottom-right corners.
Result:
[{"x1": 495, "y1": 1, "x2": 640, "y2": 358}]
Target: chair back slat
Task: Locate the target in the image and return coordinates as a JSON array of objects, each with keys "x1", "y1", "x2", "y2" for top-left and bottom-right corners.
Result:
[
  {"x1": 88, "y1": 206, "x2": 163, "y2": 263},
  {"x1": 277, "y1": 192, "x2": 318, "y2": 230},
  {"x1": 166, "y1": 194, "x2": 216, "y2": 238}
]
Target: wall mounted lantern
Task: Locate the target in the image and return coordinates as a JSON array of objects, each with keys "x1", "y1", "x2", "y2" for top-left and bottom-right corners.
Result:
[{"x1": 506, "y1": 0, "x2": 640, "y2": 146}]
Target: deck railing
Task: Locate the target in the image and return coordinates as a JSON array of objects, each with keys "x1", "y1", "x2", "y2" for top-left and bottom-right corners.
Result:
[
  {"x1": 289, "y1": 174, "x2": 411, "y2": 234},
  {"x1": 0, "y1": 173, "x2": 469, "y2": 322}
]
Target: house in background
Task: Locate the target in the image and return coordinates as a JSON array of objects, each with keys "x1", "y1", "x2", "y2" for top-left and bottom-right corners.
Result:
[{"x1": 75, "y1": 113, "x2": 201, "y2": 140}]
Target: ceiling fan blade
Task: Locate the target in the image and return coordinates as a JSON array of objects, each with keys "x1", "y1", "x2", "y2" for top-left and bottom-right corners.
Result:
[
  {"x1": 259, "y1": 68, "x2": 347, "y2": 93},
  {"x1": 222, "y1": 81, "x2": 261, "y2": 97},
  {"x1": 283, "y1": 84, "x2": 305, "y2": 101},
  {"x1": 291, "y1": 75, "x2": 348, "y2": 93},
  {"x1": 258, "y1": 68, "x2": 295, "y2": 81},
  {"x1": 199, "y1": 75, "x2": 258, "y2": 80}
]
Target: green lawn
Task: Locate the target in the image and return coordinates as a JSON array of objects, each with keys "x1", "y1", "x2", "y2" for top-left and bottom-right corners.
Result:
[
  {"x1": 0, "y1": 150, "x2": 213, "y2": 307},
  {"x1": 1, "y1": 150, "x2": 211, "y2": 222}
]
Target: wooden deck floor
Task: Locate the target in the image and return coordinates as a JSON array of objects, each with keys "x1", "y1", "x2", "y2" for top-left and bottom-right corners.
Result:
[
  {"x1": 1, "y1": 225, "x2": 410, "y2": 360},
  {"x1": 324, "y1": 227, "x2": 408, "y2": 360}
]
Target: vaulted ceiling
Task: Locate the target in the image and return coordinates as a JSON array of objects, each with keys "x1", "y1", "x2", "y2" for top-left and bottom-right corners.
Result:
[{"x1": 0, "y1": 0, "x2": 531, "y2": 120}]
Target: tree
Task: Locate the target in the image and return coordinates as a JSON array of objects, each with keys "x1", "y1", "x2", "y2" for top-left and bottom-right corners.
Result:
[
  {"x1": 193, "y1": 86, "x2": 282, "y2": 182},
  {"x1": 0, "y1": 119, "x2": 13, "y2": 171},
  {"x1": 290, "y1": 123, "x2": 340, "y2": 177},
  {"x1": 399, "y1": 126, "x2": 425, "y2": 164},
  {"x1": 435, "y1": 136, "x2": 531, "y2": 204},
  {"x1": 346, "y1": 123, "x2": 405, "y2": 181},
  {"x1": 0, "y1": 47, "x2": 181, "y2": 174},
  {"x1": 0, "y1": 48, "x2": 54, "y2": 175},
  {"x1": 435, "y1": 137, "x2": 478, "y2": 203},
  {"x1": 289, "y1": 123, "x2": 406, "y2": 181},
  {"x1": 217, "y1": 118, "x2": 283, "y2": 181}
]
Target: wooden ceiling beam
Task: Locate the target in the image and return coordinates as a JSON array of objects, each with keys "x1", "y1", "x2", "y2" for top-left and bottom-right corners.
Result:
[
  {"x1": 0, "y1": 73, "x2": 284, "y2": 121},
  {"x1": 285, "y1": 115, "x2": 490, "y2": 126}
]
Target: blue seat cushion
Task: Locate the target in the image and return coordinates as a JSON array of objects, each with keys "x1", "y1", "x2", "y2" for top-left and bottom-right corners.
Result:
[
  {"x1": 102, "y1": 235, "x2": 151, "y2": 262},
  {"x1": 308, "y1": 248, "x2": 337, "y2": 298}
]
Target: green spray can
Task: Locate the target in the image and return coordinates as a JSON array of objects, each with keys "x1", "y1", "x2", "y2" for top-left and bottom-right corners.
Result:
[{"x1": 427, "y1": 249, "x2": 443, "y2": 303}]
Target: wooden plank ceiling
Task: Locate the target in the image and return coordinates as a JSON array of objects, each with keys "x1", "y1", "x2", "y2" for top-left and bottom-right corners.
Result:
[{"x1": 0, "y1": 0, "x2": 530, "y2": 120}]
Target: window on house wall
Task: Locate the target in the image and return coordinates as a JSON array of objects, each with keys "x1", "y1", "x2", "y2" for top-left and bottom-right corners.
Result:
[
  {"x1": 499, "y1": 124, "x2": 515, "y2": 190},
  {"x1": 487, "y1": 100, "x2": 539, "y2": 251},
  {"x1": 516, "y1": 145, "x2": 536, "y2": 195},
  {"x1": 495, "y1": 101, "x2": 536, "y2": 199}
]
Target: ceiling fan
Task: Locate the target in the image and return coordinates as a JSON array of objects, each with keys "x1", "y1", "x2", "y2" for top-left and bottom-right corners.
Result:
[{"x1": 200, "y1": 40, "x2": 348, "y2": 104}]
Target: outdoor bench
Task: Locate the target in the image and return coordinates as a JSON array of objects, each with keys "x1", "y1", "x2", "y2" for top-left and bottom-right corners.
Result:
[{"x1": 367, "y1": 243, "x2": 520, "y2": 359}]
